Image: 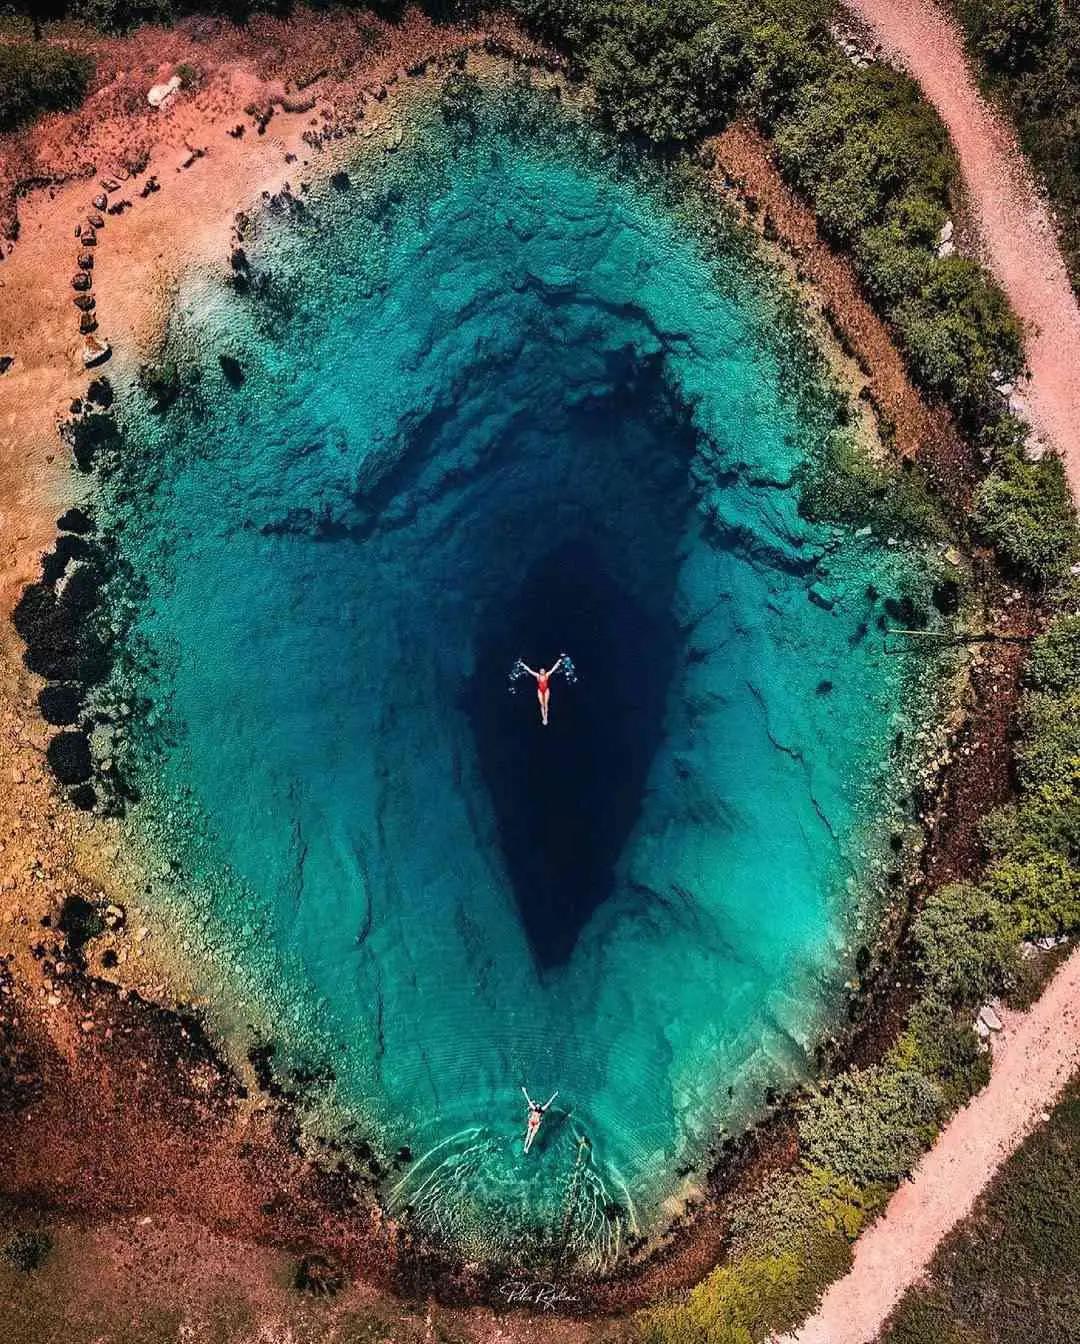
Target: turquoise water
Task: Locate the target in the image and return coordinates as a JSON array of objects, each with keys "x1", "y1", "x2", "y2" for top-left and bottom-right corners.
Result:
[{"x1": 99, "y1": 81, "x2": 936, "y2": 1269}]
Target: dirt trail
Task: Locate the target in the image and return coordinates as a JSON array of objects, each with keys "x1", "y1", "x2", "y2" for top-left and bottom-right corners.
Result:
[
  {"x1": 783, "y1": 945, "x2": 1080, "y2": 1344},
  {"x1": 842, "y1": 0, "x2": 1080, "y2": 503}
]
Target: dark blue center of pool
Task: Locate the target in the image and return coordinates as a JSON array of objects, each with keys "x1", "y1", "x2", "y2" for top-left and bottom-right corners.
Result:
[{"x1": 101, "y1": 82, "x2": 927, "y2": 1268}]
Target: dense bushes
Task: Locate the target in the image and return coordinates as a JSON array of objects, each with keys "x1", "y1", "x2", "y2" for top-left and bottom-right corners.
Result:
[
  {"x1": 912, "y1": 881, "x2": 1019, "y2": 1005},
  {"x1": 0, "y1": 42, "x2": 93, "y2": 133}
]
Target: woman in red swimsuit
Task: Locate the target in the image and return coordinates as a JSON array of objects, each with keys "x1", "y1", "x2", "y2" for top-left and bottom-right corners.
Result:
[{"x1": 520, "y1": 656, "x2": 563, "y2": 726}]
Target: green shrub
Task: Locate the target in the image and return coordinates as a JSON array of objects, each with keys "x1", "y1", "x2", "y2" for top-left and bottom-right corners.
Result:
[
  {"x1": 798, "y1": 1063, "x2": 944, "y2": 1184},
  {"x1": 974, "y1": 453, "x2": 1080, "y2": 584},
  {"x1": 640, "y1": 1252, "x2": 833, "y2": 1343},
  {"x1": 774, "y1": 66, "x2": 954, "y2": 244},
  {"x1": 912, "y1": 881, "x2": 1019, "y2": 1006},
  {"x1": 0, "y1": 42, "x2": 93, "y2": 132},
  {"x1": 984, "y1": 850, "x2": 1080, "y2": 935},
  {"x1": 958, "y1": 0, "x2": 1058, "y2": 72},
  {"x1": 899, "y1": 1002, "x2": 991, "y2": 1110},
  {"x1": 981, "y1": 791, "x2": 1080, "y2": 868},
  {"x1": 1027, "y1": 615, "x2": 1080, "y2": 694},
  {"x1": 894, "y1": 257, "x2": 1023, "y2": 420},
  {"x1": 1013, "y1": 687, "x2": 1080, "y2": 794},
  {"x1": 728, "y1": 1163, "x2": 885, "y2": 1260},
  {"x1": 585, "y1": 0, "x2": 748, "y2": 143}
]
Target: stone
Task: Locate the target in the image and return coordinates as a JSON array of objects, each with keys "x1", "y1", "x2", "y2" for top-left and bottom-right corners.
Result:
[
  {"x1": 46, "y1": 730, "x2": 93, "y2": 785},
  {"x1": 81, "y1": 228, "x2": 97, "y2": 246},
  {"x1": 975, "y1": 1016, "x2": 991, "y2": 1040},
  {"x1": 78, "y1": 252, "x2": 94, "y2": 270},
  {"x1": 74, "y1": 295, "x2": 96, "y2": 312},
  {"x1": 939, "y1": 218, "x2": 954, "y2": 243},
  {"x1": 82, "y1": 336, "x2": 111, "y2": 368},
  {"x1": 936, "y1": 239, "x2": 955, "y2": 259},
  {"x1": 148, "y1": 75, "x2": 182, "y2": 108},
  {"x1": 57, "y1": 507, "x2": 95, "y2": 535},
  {"x1": 86, "y1": 213, "x2": 105, "y2": 230},
  {"x1": 0, "y1": 355, "x2": 12, "y2": 375},
  {"x1": 978, "y1": 1003, "x2": 1003, "y2": 1032},
  {"x1": 79, "y1": 315, "x2": 98, "y2": 336},
  {"x1": 71, "y1": 273, "x2": 92, "y2": 292},
  {"x1": 92, "y1": 193, "x2": 107, "y2": 211},
  {"x1": 38, "y1": 684, "x2": 82, "y2": 726}
]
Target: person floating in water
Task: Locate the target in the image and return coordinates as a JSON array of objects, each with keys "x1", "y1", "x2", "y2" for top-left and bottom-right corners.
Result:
[
  {"x1": 519, "y1": 657, "x2": 563, "y2": 726},
  {"x1": 521, "y1": 1085, "x2": 558, "y2": 1153}
]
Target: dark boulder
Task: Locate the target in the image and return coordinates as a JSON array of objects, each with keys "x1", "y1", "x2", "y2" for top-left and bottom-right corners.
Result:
[
  {"x1": 932, "y1": 578, "x2": 961, "y2": 616},
  {"x1": 40, "y1": 533, "x2": 93, "y2": 585},
  {"x1": 68, "y1": 412, "x2": 120, "y2": 472},
  {"x1": 38, "y1": 683, "x2": 83, "y2": 726},
  {"x1": 12, "y1": 582, "x2": 109, "y2": 683},
  {"x1": 883, "y1": 594, "x2": 928, "y2": 629},
  {"x1": 86, "y1": 376, "x2": 113, "y2": 408},
  {"x1": 59, "y1": 563, "x2": 104, "y2": 618},
  {"x1": 57, "y1": 893, "x2": 103, "y2": 948},
  {"x1": 70, "y1": 784, "x2": 97, "y2": 812},
  {"x1": 294, "y1": 1252, "x2": 346, "y2": 1297},
  {"x1": 330, "y1": 171, "x2": 351, "y2": 192},
  {"x1": 47, "y1": 731, "x2": 93, "y2": 785},
  {"x1": 57, "y1": 507, "x2": 95, "y2": 535}
]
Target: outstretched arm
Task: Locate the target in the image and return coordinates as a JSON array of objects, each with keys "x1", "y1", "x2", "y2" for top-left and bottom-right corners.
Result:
[
  {"x1": 521, "y1": 1085, "x2": 535, "y2": 1107},
  {"x1": 541, "y1": 1090, "x2": 559, "y2": 1111},
  {"x1": 549, "y1": 657, "x2": 563, "y2": 676},
  {"x1": 519, "y1": 663, "x2": 538, "y2": 680}
]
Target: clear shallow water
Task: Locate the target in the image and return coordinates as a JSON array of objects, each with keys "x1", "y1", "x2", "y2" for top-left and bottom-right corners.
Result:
[{"x1": 100, "y1": 81, "x2": 936, "y2": 1269}]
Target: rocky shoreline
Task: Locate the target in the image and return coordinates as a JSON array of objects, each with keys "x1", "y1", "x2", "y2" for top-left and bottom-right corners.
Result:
[{"x1": 0, "y1": 9, "x2": 1041, "y2": 1336}]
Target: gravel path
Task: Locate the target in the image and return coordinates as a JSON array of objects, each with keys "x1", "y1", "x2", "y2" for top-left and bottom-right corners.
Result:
[
  {"x1": 842, "y1": 0, "x2": 1080, "y2": 503},
  {"x1": 782, "y1": 946, "x2": 1080, "y2": 1344}
]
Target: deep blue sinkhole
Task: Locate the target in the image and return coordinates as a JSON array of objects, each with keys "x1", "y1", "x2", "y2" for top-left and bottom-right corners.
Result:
[
  {"x1": 96, "y1": 81, "x2": 934, "y2": 1267},
  {"x1": 470, "y1": 536, "x2": 681, "y2": 967}
]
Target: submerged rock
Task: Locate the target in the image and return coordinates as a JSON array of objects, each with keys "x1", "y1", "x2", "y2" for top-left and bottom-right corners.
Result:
[{"x1": 218, "y1": 353, "x2": 245, "y2": 387}]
